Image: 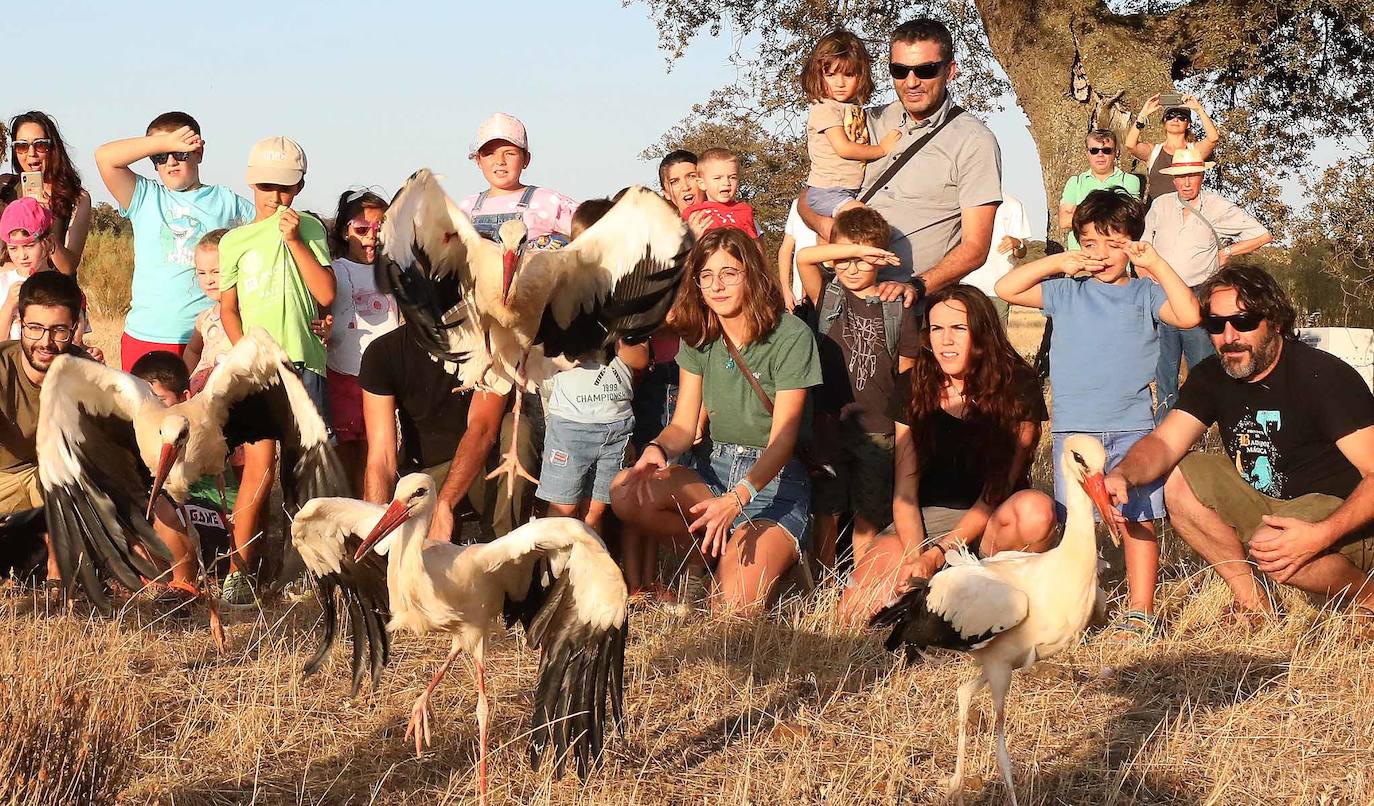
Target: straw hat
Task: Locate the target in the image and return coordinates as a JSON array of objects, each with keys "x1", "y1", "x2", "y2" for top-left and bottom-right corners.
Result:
[{"x1": 1159, "y1": 145, "x2": 1215, "y2": 176}]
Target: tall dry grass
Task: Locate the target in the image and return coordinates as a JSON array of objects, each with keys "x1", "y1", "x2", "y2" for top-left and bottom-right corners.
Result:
[{"x1": 78, "y1": 230, "x2": 134, "y2": 318}]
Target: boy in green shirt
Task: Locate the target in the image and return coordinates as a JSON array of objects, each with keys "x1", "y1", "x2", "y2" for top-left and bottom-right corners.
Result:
[{"x1": 216, "y1": 136, "x2": 335, "y2": 606}]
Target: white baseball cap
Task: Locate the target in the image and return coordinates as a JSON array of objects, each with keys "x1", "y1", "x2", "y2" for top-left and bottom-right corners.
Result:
[
  {"x1": 468, "y1": 113, "x2": 528, "y2": 158},
  {"x1": 246, "y1": 136, "x2": 308, "y2": 185}
]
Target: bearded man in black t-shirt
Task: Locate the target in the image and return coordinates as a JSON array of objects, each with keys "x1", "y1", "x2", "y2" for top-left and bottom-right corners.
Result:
[{"x1": 1107, "y1": 265, "x2": 1374, "y2": 623}]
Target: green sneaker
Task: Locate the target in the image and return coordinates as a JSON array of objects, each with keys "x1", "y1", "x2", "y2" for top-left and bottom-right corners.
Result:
[{"x1": 221, "y1": 571, "x2": 258, "y2": 608}]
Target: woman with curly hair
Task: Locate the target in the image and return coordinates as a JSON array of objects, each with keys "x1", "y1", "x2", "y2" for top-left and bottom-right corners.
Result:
[
  {"x1": 839, "y1": 284, "x2": 1055, "y2": 621},
  {"x1": 1, "y1": 111, "x2": 92, "y2": 271},
  {"x1": 612, "y1": 227, "x2": 821, "y2": 612}
]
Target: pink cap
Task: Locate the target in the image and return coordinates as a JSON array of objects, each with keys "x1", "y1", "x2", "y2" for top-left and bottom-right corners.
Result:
[
  {"x1": 468, "y1": 113, "x2": 528, "y2": 158},
  {"x1": 0, "y1": 198, "x2": 53, "y2": 246}
]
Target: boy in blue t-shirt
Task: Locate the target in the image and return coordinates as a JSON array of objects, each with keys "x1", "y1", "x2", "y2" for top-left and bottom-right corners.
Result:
[
  {"x1": 96, "y1": 111, "x2": 255, "y2": 371},
  {"x1": 996, "y1": 189, "x2": 1200, "y2": 641}
]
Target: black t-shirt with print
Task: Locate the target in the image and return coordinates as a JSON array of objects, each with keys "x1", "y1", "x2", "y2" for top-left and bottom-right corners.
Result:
[
  {"x1": 1175, "y1": 340, "x2": 1374, "y2": 500},
  {"x1": 816, "y1": 289, "x2": 922, "y2": 434},
  {"x1": 358, "y1": 325, "x2": 474, "y2": 471}
]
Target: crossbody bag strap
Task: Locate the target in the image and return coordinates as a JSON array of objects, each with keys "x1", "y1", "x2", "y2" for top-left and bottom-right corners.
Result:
[
  {"x1": 858, "y1": 106, "x2": 964, "y2": 204},
  {"x1": 1179, "y1": 196, "x2": 1222, "y2": 252},
  {"x1": 721, "y1": 333, "x2": 774, "y2": 415}
]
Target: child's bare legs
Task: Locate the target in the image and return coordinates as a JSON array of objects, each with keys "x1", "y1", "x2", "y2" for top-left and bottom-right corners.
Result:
[
  {"x1": 621, "y1": 525, "x2": 659, "y2": 594},
  {"x1": 545, "y1": 501, "x2": 580, "y2": 519},
  {"x1": 151, "y1": 497, "x2": 196, "y2": 586},
  {"x1": 1123, "y1": 519, "x2": 1159, "y2": 614},
  {"x1": 583, "y1": 500, "x2": 608, "y2": 533},
  {"x1": 230, "y1": 439, "x2": 276, "y2": 576},
  {"x1": 813, "y1": 513, "x2": 840, "y2": 573}
]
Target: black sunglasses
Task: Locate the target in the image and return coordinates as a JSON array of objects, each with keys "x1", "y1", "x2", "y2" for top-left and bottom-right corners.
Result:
[
  {"x1": 889, "y1": 59, "x2": 947, "y2": 81},
  {"x1": 1162, "y1": 109, "x2": 1192, "y2": 122},
  {"x1": 1087, "y1": 146, "x2": 1115, "y2": 155},
  {"x1": 150, "y1": 151, "x2": 193, "y2": 166},
  {"x1": 13, "y1": 138, "x2": 53, "y2": 155},
  {"x1": 1202, "y1": 312, "x2": 1263, "y2": 335}
]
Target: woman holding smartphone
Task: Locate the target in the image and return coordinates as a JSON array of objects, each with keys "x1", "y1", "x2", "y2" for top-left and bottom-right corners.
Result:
[
  {"x1": 1, "y1": 111, "x2": 91, "y2": 272},
  {"x1": 611, "y1": 227, "x2": 821, "y2": 612},
  {"x1": 1124, "y1": 93, "x2": 1221, "y2": 202}
]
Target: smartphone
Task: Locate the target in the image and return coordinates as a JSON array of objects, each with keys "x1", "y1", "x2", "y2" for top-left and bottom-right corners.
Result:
[
  {"x1": 1158, "y1": 92, "x2": 1184, "y2": 108},
  {"x1": 19, "y1": 171, "x2": 43, "y2": 199}
]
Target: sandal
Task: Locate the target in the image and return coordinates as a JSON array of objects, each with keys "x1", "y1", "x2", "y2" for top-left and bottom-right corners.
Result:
[{"x1": 1106, "y1": 609, "x2": 1158, "y2": 643}]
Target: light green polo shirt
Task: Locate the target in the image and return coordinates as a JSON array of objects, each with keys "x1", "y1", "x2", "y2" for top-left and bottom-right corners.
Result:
[
  {"x1": 218, "y1": 208, "x2": 331, "y2": 375},
  {"x1": 1060, "y1": 168, "x2": 1143, "y2": 250}
]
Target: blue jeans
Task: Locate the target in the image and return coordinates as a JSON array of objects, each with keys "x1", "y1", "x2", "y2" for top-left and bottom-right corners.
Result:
[
  {"x1": 536, "y1": 414, "x2": 633, "y2": 505},
  {"x1": 692, "y1": 442, "x2": 812, "y2": 550},
  {"x1": 1052, "y1": 430, "x2": 1165, "y2": 522},
  {"x1": 1155, "y1": 322, "x2": 1215, "y2": 420}
]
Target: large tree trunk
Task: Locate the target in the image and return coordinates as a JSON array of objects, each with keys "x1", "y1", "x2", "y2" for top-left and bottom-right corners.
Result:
[{"x1": 975, "y1": 0, "x2": 1175, "y2": 249}]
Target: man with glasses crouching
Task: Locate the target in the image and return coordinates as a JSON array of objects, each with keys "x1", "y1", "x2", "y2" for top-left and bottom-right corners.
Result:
[
  {"x1": 1105, "y1": 265, "x2": 1374, "y2": 629},
  {"x1": 0, "y1": 272, "x2": 102, "y2": 580}
]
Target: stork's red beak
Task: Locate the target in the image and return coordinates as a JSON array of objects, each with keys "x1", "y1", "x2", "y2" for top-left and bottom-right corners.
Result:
[
  {"x1": 146, "y1": 443, "x2": 180, "y2": 521},
  {"x1": 1081, "y1": 472, "x2": 1126, "y2": 547},
  {"x1": 354, "y1": 498, "x2": 411, "y2": 561},
  {"x1": 502, "y1": 248, "x2": 518, "y2": 304}
]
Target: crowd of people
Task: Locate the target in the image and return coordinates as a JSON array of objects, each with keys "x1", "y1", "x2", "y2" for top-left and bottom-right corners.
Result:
[{"x1": 0, "y1": 16, "x2": 1369, "y2": 637}]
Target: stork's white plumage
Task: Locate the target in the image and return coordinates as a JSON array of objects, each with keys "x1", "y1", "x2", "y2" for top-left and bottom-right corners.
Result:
[
  {"x1": 871, "y1": 435, "x2": 1125, "y2": 806},
  {"x1": 377, "y1": 169, "x2": 691, "y2": 486},
  {"x1": 36, "y1": 328, "x2": 345, "y2": 618},
  {"x1": 290, "y1": 474, "x2": 629, "y2": 806}
]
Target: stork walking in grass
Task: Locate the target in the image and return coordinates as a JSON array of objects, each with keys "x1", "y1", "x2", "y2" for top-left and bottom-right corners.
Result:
[
  {"x1": 35, "y1": 329, "x2": 345, "y2": 641},
  {"x1": 290, "y1": 474, "x2": 628, "y2": 806},
  {"x1": 375, "y1": 169, "x2": 690, "y2": 488},
  {"x1": 871, "y1": 434, "x2": 1125, "y2": 806}
]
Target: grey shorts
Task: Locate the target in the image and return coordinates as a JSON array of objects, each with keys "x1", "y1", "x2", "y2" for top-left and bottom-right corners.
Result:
[{"x1": 804, "y1": 185, "x2": 860, "y2": 218}]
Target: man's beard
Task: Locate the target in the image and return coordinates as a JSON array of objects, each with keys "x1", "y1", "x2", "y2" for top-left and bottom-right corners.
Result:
[
  {"x1": 1220, "y1": 333, "x2": 1281, "y2": 380},
  {"x1": 20, "y1": 338, "x2": 60, "y2": 373}
]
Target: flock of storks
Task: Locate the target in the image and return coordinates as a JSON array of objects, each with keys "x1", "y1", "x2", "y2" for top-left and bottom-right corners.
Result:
[{"x1": 2, "y1": 171, "x2": 1123, "y2": 806}]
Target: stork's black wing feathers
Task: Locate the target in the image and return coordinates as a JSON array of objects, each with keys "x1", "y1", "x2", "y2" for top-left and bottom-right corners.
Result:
[
  {"x1": 0, "y1": 507, "x2": 47, "y2": 580},
  {"x1": 521, "y1": 571, "x2": 627, "y2": 778},
  {"x1": 534, "y1": 242, "x2": 688, "y2": 361},
  {"x1": 869, "y1": 580, "x2": 997, "y2": 660},
  {"x1": 301, "y1": 533, "x2": 390, "y2": 695},
  {"x1": 375, "y1": 243, "x2": 469, "y2": 362}
]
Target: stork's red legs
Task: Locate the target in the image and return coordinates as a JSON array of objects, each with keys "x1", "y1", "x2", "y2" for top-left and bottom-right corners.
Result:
[
  {"x1": 474, "y1": 648, "x2": 490, "y2": 806},
  {"x1": 485, "y1": 357, "x2": 539, "y2": 491},
  {"x1": 407, "y1": 638, "x2": 464, "y2": 757}
]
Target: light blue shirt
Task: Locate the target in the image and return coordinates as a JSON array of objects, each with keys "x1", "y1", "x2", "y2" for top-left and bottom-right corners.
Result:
[
  {"x1": 1042, "y1": 276, "x2": 1169, "y2": 432},
  {"x1": 120, "y1": 175, "x2": 254, "y2": 343}
]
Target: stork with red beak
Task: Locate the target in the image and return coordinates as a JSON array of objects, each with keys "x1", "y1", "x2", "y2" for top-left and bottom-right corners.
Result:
[
  {"x1": 36, "y1": 328, "x2": 346, "y2": 622},
  {"x1": 291, "y1": 474, "x2": 628, "y2": 806},
  {"x1": 377, "y1": 169, "x2": 691, "y2": 488},
  {"x1": 871, "y1": 434, "x2": 1126, "y2": 806}
]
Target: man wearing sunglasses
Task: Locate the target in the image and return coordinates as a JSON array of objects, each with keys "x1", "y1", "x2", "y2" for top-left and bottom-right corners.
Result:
[
  {"x1": 96, "y1": 112, "x2": 254, "y2": 371},
  {"x1": 1144, "y1": 145, "x2": 1272, "y2": 419},
  {"x1": 1058, "y1": 129, "x2": 1142, "y2": 251},
  {"x1": 797, "y1": 17, "x2": 1001, "y2": 300},
  {"x1": 1106, "y1": 265, "x2": 1374, "y2": 626},
  {"x1": 0, "y1": 273, "x2": 98, "y2": 581}
]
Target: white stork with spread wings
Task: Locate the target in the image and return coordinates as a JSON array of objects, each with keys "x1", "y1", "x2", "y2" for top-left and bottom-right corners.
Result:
[
  {"x1": 291, "y1": 474, "x2": 628, "y2": 806},
  {"x1": 36, "y1": 329, "x2": 346, "y2": 623},
  {"x1": 376, "y1": 169, "x2": 690, "y2": 485},
  {"x1": 870, "y1": 435, "x2": 1126, "y2": 806}
]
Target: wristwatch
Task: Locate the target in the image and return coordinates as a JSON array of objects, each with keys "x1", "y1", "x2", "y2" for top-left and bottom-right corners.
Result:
[
  {"x1": 912, "y1": 275, "x2": 928, "y2": 302},
  {"x1": 1135, "y1": 119, "x2": 1146, "y2": 130}
]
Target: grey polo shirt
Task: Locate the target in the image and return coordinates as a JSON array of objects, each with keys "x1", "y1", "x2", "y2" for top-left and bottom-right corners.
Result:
[
  {"x1": 861, "y1": 93, "x2": 1002, "y2": 279},
  {"x1": 1143, "y1": 190, "x2": 1269, "y2": 287}
]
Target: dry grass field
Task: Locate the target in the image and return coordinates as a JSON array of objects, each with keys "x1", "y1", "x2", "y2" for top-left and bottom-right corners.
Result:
[{"x1": 4, "y1": 300, "x2": 1373, "y2": 805}]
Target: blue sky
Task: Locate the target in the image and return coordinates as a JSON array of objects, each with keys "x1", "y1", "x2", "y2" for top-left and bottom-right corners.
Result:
[{"x1": 9, "y1": 0, "x2": 1333, "y2": 239}]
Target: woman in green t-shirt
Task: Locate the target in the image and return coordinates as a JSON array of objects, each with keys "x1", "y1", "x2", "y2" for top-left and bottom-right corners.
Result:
[{"x1": 612, "y1": 228, "x2": 821, "y2": 612}]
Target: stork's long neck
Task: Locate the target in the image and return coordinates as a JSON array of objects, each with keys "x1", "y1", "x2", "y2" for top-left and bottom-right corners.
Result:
[{"x1": 1058, "y1": 472, "x2": 1102, "y2": 572}]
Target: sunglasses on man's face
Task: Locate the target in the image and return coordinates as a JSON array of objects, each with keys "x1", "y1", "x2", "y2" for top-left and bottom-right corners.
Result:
[
  {"x1": 889, "y1": 59, "x2": 947, "y2": 81},
  {"x1": 12, "y1": 139, "x2": 53, "y2": 156},
  {"x1": 150, "y1": 151, "x2": 192, "y2": 166},
  {"x1": 1087, "y1": 146, "x2": 1115, "y2": 155},
  {"x1": 1202, "y1": 311, "x2": 1263, "y2": 335}
]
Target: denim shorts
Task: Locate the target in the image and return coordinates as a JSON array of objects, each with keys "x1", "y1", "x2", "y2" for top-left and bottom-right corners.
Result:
[
  {"x1": 536, "y1": 414, "x2": 633, "y2": 505},
  {"x1": 804, "y1": 185, "x2": 860, "y2": 218},
  {"x1": 1052, "y1": 429, "x2": 1165, "y2": 522},
  {"x1": 692, "y1": 441, "x2": 811, "y2": 550}
]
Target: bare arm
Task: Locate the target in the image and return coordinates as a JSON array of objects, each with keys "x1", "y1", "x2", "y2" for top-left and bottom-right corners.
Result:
[
  {"x1": 649, "y1": 367, "x2": 705, "y2": 459},
  {"x1": 823, "y1": 126, "x2": 894, "y2": 162},
  {"x1": 95, "y1": 126, "x2": 202, "y2": 210},
  {"x1": 1109, "y1": 410, "x2": 1206, "y2": 492},
  {"x1": 1125, "y1": 94, "x2": 1161, "y2": 161},
  {"x1": 890, "y1": 421, "x2": 927, "y2": 554},
  {"x1": 1308, "y1": 427, "x2": 1374, "y2": 547},
  {"x1": 219, "y1": 287, "x2": 243, "y2": 343},
  {"x1": 436, "y1": 390, "x2": 506, "y2": 512},
  {"x1": 922, "y1": 202, "x2": 998, "y2": 293},
  {"x1": 1129, "y1": 242, "x2": 1201, "y2": 327},
  {"x1": 1058, "y1": 202, "x2": 1076, "y2": 231},
  {"x1": 776, "y1": 233, "x2": 797, "y2": 309},
  {"x1": 182, "y1": 327, "x2": 204, "y2": 373},
  {"x1": 64, "y1": 189, "x2": 92, "y2": 266},
  {"x1": 995, "y1": 251, "x2": 1075, "y2": 309},
  {"x1": 616, "y1": 340, "x2": 651, "y2": 372},
  {"x1": 362, "y1": 391, "x2": 400, "y2": 503},
  {"x1": 280, "y1": 209, "x2": 336, "y2": 306},
  {"x1": 1185, "y1": 96, "x2": 1221, "y2": 159},
  {"x1": 796, "y1": 192, "x2": 833, "y2": 244},
  {"x1": 1225, "y1": 232, "x2": 1273, "y2": 262}
]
